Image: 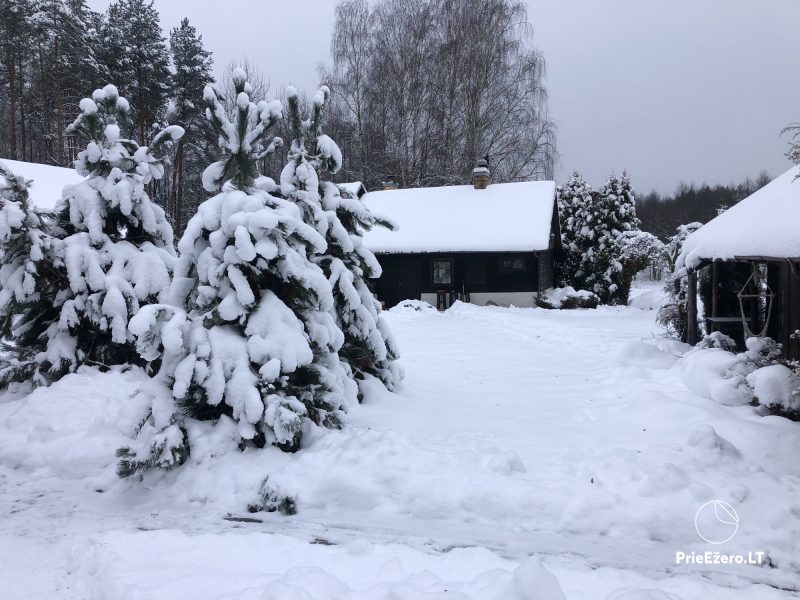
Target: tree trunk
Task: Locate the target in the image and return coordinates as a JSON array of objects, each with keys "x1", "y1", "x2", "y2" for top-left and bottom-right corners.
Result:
[
  {"x1": 17, "y1": 48, "x2": 28, "y2": 162},
  {"x1": 53, "y1": 20, "x2": 64, "y2": 165},
  {"x1": 170, "y1": 138, "x2": 184, "y2": 235},
  {"x1": 6, "y1": 46, "x2": 18, "y2": 159},
  {"x1": 687, "y1": 268, "x2": 698, "y2": 345}
]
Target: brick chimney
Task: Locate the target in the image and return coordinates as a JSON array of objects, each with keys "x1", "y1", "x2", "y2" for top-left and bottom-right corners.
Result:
[
  {"x1": 382, "y1": 175, "x2": 399, "y2": 191},
  {"x1": 472, "y1": 156, "x2": 490, "y2": 189}
]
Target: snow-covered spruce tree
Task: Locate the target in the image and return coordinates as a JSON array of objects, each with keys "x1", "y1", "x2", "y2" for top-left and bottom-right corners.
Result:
[
  {"x1": 579, "y1": 172, "x2": 653, "y2": 304},
  {"x1": 125, "y1": 71, "x2": 357, "y2": 479},
  {"x1": 0, "y1": 162, "x2": 63, "y2": 388},
  {"x1": 280, "y1": 85, "x2": 401, "y2": 392},
  {"x1": 52, "y1": 84, "x2": 182, "y2": 376},
  {"x1": 555, "y1": 171, "x2": 593, "y2": 288}
]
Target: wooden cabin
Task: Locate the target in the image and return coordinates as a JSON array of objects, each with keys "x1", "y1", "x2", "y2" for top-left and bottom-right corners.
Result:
[
  {"x1": 680, "y1": 166, "x2": 800, "y2": 359},
  {"x1": 359, "y1": 163, "x2": 560, "y2": 309}
]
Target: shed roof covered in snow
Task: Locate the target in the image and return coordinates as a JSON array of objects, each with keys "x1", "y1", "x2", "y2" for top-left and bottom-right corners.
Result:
[
  {"x1": 0, "y1": 158, "x2": 84, "y2": 211},
  {"x1": 681, "y1": 166, "x2": 800, "y2": 267},
  {"x1": 362, "y1": 180, "x2": 558, "y2": 254},
  {"x1": 337, "y1": 181, "x2": 367, "y2": 199}
]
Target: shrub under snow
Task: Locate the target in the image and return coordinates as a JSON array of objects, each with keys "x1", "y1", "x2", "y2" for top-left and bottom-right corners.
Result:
[{"x1": 535, "y1": 286, "x2": 599, "y2": 309}]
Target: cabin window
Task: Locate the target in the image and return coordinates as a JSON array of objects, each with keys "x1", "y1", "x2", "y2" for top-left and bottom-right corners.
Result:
[
  {"x1": 431, "y1": 259, "x2": 453, "y2": 285},
  {"x1": 499, "y1": 256, "x2": 526, "y2": 272}
]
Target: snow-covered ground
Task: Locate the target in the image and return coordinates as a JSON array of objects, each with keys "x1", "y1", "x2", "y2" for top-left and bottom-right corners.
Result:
[{"x1": 1, "y1": 284, "x2": 798, "y2": 599}]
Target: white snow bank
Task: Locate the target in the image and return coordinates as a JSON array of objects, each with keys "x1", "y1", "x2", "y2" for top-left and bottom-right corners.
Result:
[
  {"x1": 681, "y1": 166, "x2": 800, "y2": 267},
  {"x1": 69, "y1": 530, "x2": 572, "y2": 600},
  {"x1": 62, "y1": 527, "x2": 791, "y2": 600},
  {"x1": 677, "y1": 337, "x2": 794, "y2": 409},
  {"x1": 0, "y1": 158, "x2": 84, "y2": 210},
  {"x1": 0, "y1": 368, "x2": 146, "y2": 485},
  {"x1": 363, "y1": 181, "x2": 557, "y2": 253},
  {"x1": 678, "y1": 348, "x2": 754, "y2": 406},
  {"x1": 614, "y1": 340, "x2": 681, "y2": 369},
  {"x1": 628, "y1": 283, "x2": 667, "y2": 311}
]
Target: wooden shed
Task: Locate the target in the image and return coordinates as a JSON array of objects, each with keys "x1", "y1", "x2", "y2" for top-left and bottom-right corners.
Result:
[
  {"x1": 680, "y1": 166, "x2": 800, "y2": 359},
  {"x1": 361, "y1": 176, "x2": 560, "y2": 309}
]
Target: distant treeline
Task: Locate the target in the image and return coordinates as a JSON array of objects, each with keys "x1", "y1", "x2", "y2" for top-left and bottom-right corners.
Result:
[
  {"x1": 0, "y1": 0, "x2": 778, "y2": 241},
  {"x1": 1, "y1": 0, "x2": 557, "y2": 232},
  {"x1": 637, "y1": 171, "x2": 771, "y2": 239}
]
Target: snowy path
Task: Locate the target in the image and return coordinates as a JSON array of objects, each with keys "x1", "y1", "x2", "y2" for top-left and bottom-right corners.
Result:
[{"x1": 1, "y1": 295, "x2": 798, "y2": 599}]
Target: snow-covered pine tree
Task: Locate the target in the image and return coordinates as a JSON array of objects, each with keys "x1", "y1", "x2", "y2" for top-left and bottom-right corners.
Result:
[
  {"x1": 51, "y1": 84, "x2": 182, "y2": 376},
  {"x1": 167, "y1": 17, "x2": 214, "y2": 234},
  {"x1": 0, "y1": 162, "x2": 62, "y2": 388},
  {"x1": 126, "y1": 71, "x2": 356, "y2": 474},
  {"x1": 99, "y1": 0, "x2": 171, "y2": 144},
  {"x1": 280, "y1": 85, "x2": 401, "y2": 392},
  {"x1": 555, "y1": 171, "x2": 592, "y2": 288}
]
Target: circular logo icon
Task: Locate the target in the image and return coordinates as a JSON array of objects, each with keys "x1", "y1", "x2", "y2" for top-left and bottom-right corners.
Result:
[{"x1": 694, "y1": 500, "x2": 739, "y2": 544}]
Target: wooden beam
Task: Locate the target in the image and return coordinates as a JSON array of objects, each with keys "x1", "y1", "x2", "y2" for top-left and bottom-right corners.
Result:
[
  {"x1": 687, "y1": 268, "x2": 699, "y2": 345},
  {"x1": 711, "y1": 262, "x2": 719, "y2": 331}
]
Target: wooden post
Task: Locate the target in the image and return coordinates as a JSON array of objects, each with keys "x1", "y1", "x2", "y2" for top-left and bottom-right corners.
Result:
[
  {"x1": 749, "y1": 264, "x2": 760, "y2": 337},
  {"x1": 711, "y1": 262, "x2": 718, "y2": 330},
  {"x1": 687, "y1": 268, "x2": 698, "y2": 345}
]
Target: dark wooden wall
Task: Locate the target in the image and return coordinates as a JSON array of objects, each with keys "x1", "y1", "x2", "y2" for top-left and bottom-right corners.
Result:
[
  {"x1": 374, "y1": 251, "x2": 543, "y2": 307},
  {"x1": 538, "y1": 251, "x2": 554, "y2": 291},
  {"x1": 779, "y1": 261, "x2": 800, "y2": 360}
]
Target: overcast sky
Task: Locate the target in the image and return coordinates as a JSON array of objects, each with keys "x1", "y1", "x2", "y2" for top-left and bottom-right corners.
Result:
[{"x1": 89, "y1": 0, "x2": 800, "y2": 194}]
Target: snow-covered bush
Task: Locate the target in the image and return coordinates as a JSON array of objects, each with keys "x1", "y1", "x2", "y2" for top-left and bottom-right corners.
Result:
[
  {"x1": 743, "y1": 335, "x2": 800, "y2": 419},
  {"x1": 657, "y1": 223, "x2": 702, "y2": 341},
  {"x1": 388, "y1": 300, "x2": 437, "y2": 314},
  {"x1": 280, "y1": 85, "x2": 400, "y2": 392},
  {"x1": 747, "y1": 364, "x2": 800, "y2": 419},
  {"x1": 0, "y1": 86, "x2": 182, "y2": 390},
  {"x1": 662, "y1": 222, "x2": 702, "y2": 272},
  {"x1": 696, "y1": 331, "x2": 737, "y2": 352},
  {"x1": 680, "y1": 335, "x2": 791, "y2": 409},
  {"x1": 535, "y1": 286, "x2": 599, "y2": 309}
]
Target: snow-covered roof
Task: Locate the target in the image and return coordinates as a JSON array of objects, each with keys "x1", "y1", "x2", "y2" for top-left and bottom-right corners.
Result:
[
  {"x1": 681, "y1": 166, "x2": 800, "y2": 267},
  {"x1": 338, "y1": 181, "x2": 366, "y2": 198},
  {"x1": 0, "y1": 158, "x2": 84, "y2": 210},
  {"x1": 363, "y1": 181, "x2": 557, "y2": 253}
]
